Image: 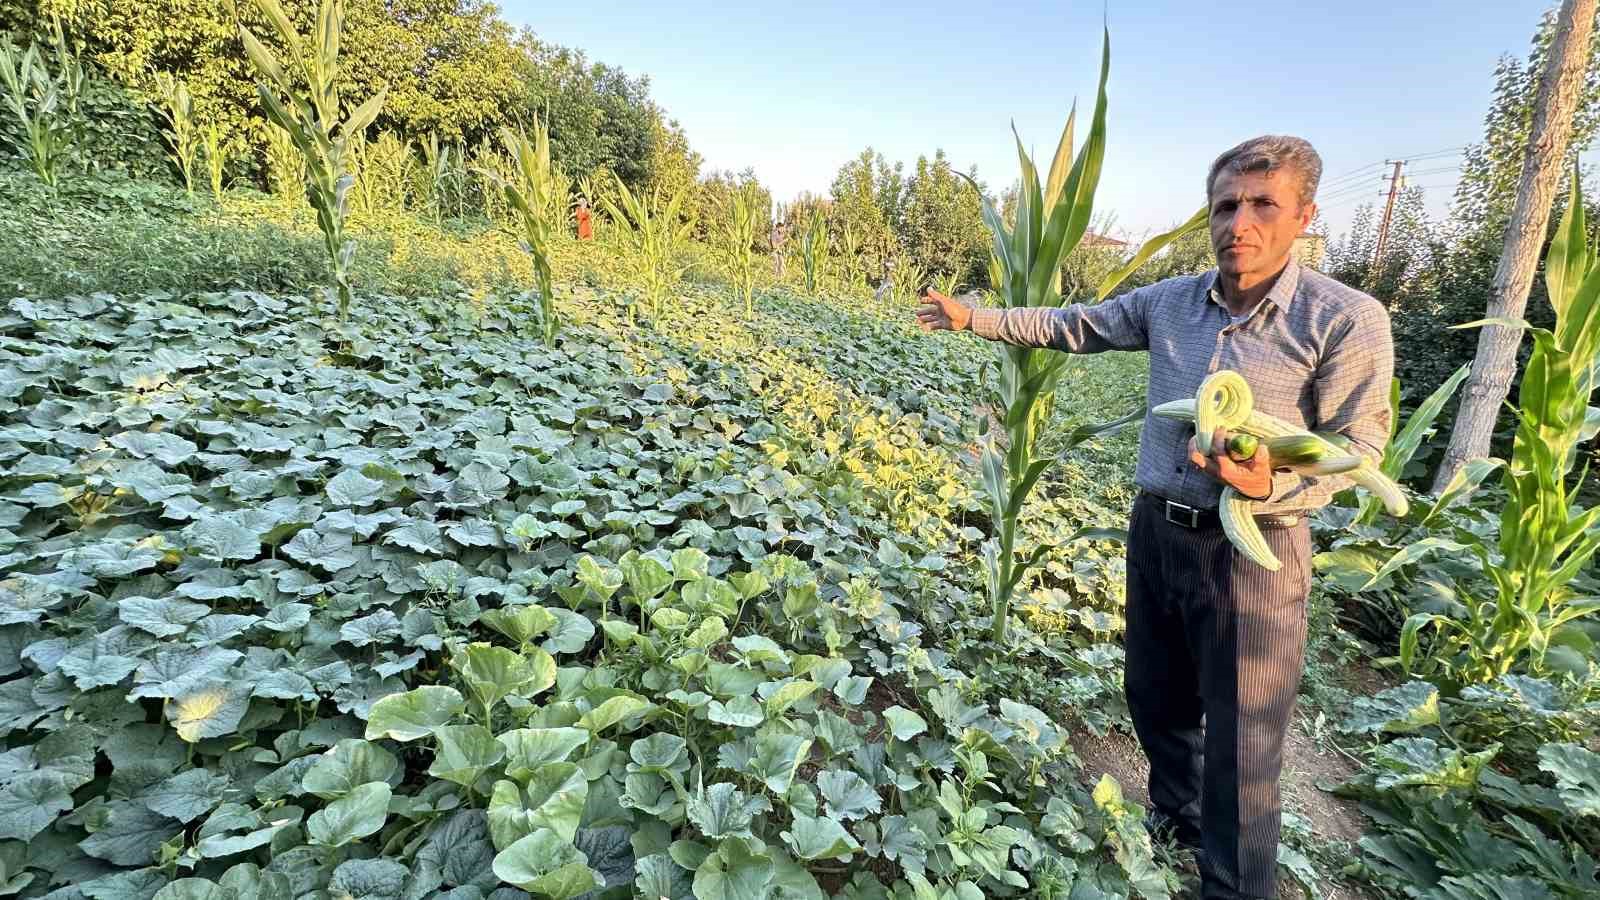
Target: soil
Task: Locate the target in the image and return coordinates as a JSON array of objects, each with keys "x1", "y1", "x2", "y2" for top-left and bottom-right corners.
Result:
[{"x1": 1069, "y1": 708, "x2": 1379, "y2": 900}]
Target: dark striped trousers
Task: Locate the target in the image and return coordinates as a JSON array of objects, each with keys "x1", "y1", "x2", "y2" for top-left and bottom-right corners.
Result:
[{"x1": 1124, "y1": 492, "x2": 1311, "y2": 900}]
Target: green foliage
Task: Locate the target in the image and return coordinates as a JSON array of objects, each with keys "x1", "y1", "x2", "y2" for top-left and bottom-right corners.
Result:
[
  {"x1": 604, "y1": 175, "x2": 696, "y2": 321},
  {"x1": 487, "y1": 119, "x2": 567, "y2": 344},
  {"x1": 200, "y1": 121, "x2": 230, "y2": 199},
  {"x1": 830, "y1": 146, "x2": 905, "y2": 282},
  {"x1": 1401, "y1": 172, "x2": 1600, "y2": 685},
  {"x1": 351, "y1": 128, "x2": 414, "y2": 215},
  {"x1": 799, "y1": 203, "x2": 828, "y2": 293},
  {"x1": 715, "y1": 177, "x2": 761, "y2": 316},
  {"x1": 154, "y1": 74, "x2": 199, "y2": 194},
  {"x1": 239, "y1": 0, "x2": 386, "y2": 320},
  {"x1": 519, "y1": 37, "x2": 659, "y2": 190},
  {"x1": 900, "y1": 149, "x2": 990, "y2": 285},
  {"x1": 966, "y1": 31, "x2": 1205, "y2": 642},
  {"x1": 0, "y1": 17, "x2": 82, "y2": 187}
]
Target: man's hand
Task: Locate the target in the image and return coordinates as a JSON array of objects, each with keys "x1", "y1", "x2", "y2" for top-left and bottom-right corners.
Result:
[
  {"x1": 915, "y1": 289, "x2": 972, "y2": 333},
  {"x1": 1189, "y1": 427, "x2": 1273, "y2": 501}
]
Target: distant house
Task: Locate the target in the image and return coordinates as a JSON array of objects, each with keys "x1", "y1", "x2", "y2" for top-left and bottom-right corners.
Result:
[
  {"x1": 1292, "y1": 232, "x2": 1326, "y2": 269},
  {"x1": 1081, "y1": 232, "x2": 1127, "y2": 251}
]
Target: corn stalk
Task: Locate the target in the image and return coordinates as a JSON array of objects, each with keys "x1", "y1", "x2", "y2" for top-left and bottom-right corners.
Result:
[
  {"x1": 155, "y1": 74, "x2": 200, "y2": 195},
  {"x1": 484, "y1": 121, "x2": 566, "y2": 345},
  {"x1": 1402, "y1": 168, "x2": 1600, "y2": 682},
  {"x1": 418, "y1": 130, "x2": 459, "y2": 225},
  {"x1": 890, "y1": 257, "x2": 929, "y2": 305},
  {"x1": 800, "y1": 206, "x2": 828, "y2": 293},
  {"x1": 201, "y1": 122, "x2": 229, "y2": 199},
  {"x1": 603, "y1": 177, "x2": 695, "y2": 322},
  {"x1": 239, "y1": 0, "x2": 386, "y2": 321},
  {"x1": 0, "y1": 18, "x2": 83, "y2": 188},
  {"x1": 969, "y1": 32, "x2": 1206, "y2": 642},
  {"x1": 837, "y1": 218, "x2": 864, "y2": 290},
  {"x1": 717, "y1": 180, "x2": 760, "y2": 317}
]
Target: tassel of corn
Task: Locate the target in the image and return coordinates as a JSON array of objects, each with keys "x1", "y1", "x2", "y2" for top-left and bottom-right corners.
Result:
[{"x1": 1219, "y1": 486, "x2": 1281, "y2": 570}]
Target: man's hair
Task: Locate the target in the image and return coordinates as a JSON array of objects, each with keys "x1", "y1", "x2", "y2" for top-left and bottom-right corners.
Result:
[{"x1": 1206, "y1": 135, "x2": 1322, "y2": 208}]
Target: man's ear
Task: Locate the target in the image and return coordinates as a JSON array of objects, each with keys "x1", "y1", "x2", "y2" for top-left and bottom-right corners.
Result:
[{"x1": 1299, "y1": 200, "x2": 1318, "y2": 231}]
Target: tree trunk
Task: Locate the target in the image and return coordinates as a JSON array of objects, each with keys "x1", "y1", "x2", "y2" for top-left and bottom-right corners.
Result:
[{"x1": 1433, "y1": 0, "x2": 1599, "y2": 492}]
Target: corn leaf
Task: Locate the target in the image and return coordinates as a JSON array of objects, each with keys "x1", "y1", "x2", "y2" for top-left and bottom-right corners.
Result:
[{"x1": 1095, "y1": 205, "x2": 1208, "y2": 301}]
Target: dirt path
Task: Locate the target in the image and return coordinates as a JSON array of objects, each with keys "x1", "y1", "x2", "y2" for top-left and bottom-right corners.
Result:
[{"x1": 1070, "y1": 710, "x2": 1378, "y2": 900}]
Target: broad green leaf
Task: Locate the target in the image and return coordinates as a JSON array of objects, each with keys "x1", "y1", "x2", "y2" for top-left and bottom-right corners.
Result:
[
  {"x1": 783, "y1": 812, "x2": 860, "y2": 861},
  {"x1": 168, "y1": 685, "x2": 249, "y2": 743},
  {"x1": 80, "y1": 801, "x2": 178, "y2": 866},
  {"x1": 630, "y1": 732, "x2": 689, "y2": 772},
  {"x1": 151, "y1": 879, "x2": 227, "y2": 900},
  {"x1": 325, "y1": 469, "x2": 385, "y2": 507},
  {"x1": 577, "y1": 694, "x2": 655, "y2": 736},
  {"x1": 182, "y1": 516, "x2": 262, "y2": 561},
  {"x1": 686, "y1": 782, "x2": 769, "y2": 840},
  {"x1": 491, "y1": 829, "x2": 600, "y2": 899},
  {"x1": 456, "y1": 643, "x2": 545, "y2": 715},
  {"x1": 818, "y1": 769, "x2": 881, "y2": 820},
  {"x1": 119, "y1": 596, "x2": 211, "y2": 637},
  {"x1": 670, "y1": 547, "x2": 711, "y2": 581},
  {"x1": 140, "y1": 768, "x2": 230, "y2": 823},
  {"x1": 364, "y1": 686, "x2": 464, "y2": 742},
  {"x1": 693, "y1": 835, "x2": 773, "y2": 900},
  {"x1": 511, "y1": 762, "x2": 587, "y2": 843},
  {"x1": 499, "y1": 727, "x2": 589, "y2": 780},
  {"x1": 428, "y1": 724, "x2": 505, "y2": 788},
  {"x1": 881, "y1": 706, "x2": 928, "y2": 742},
  {"x1": 707, "y1": 695, "x2": 763, "y2": 728},
  {"x1": 0, "y1": 769, "x2": 75, "y2": 840},
  {"x1": 763, "y1": 680, "x2": 817, "y2": 717},
  {"x1": 1537, "y1": 742, "x2": 1600, "y2": 816},
  {"x1": 1341, "y1": 682, "x2": 1440, "y2": 736},
  {"x1": 302, "y1": 739, "x2": 401, "y2": 800},
  {"x1": 328, "y1": 857, "x2": 409, "y2": 899},
  {"x1": 480, "y1": 605, "x2": 557, "y2": 644},
  {"x1": 542, "y1": 608, "x2": 596, "y2": 655},
  {"x1": 306, "y1": 781, "x2": 391, "y2": 848},
  {"x1": 748, "y1": 734, "x2": 811, "y2": 795}
]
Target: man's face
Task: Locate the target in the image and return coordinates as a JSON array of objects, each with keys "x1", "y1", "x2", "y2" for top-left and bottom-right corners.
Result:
[{"x1": 1208, "y1": 168, "x2": 1315, "y2": 280}]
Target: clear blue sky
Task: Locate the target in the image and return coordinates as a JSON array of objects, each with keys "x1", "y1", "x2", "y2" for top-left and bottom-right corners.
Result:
[{"x1": 500, "y1": 0, "x2": 1558, "y2": 243}]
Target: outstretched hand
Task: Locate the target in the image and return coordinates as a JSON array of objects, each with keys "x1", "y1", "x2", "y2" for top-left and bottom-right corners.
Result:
[
  {"x1": 1188, "y1": 427, "x2": 1274, "y2": 500},
  {"x1": 915, "y1": 289, "x2": 972, "y2": 333}
]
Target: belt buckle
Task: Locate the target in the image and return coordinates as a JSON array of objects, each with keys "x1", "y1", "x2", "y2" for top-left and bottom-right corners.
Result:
[{"x1": 1163, "y1": 499, "x2": 1200, "y2": 529}]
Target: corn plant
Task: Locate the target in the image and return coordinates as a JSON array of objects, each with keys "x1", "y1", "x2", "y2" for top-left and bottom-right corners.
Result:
[
  {"x1": 154, "y1": 75, "x2": 200, "y2": 194},
  {"x1": 418, "y1": 130, "x2": 460, "y2": 225},
  {"x1": 263, "y1": 122, "x2": 302, "y2": 197},
  {"x1": 717, "y1": 180, "x2": 761, "y2": 316},
  {"x1": 967, "y1": 32, "x2": 1205, "y2": 642},
  {"x1": 484, "y1": 121, "x2": 566, "y2": 345},
  {"x1": 239, "y1": 0, "x2": 386, "y2": 320},
  {"x1": 603, "y1": 176, "x2": 695, "y2": 322},
  {"x1": 352, "y1": 129, "x2": 414, "y2": 215},
  {"x1": 799, "y1": 206, "x2": 828, "y2": 293},
  {"x1": 201, "y1": 122, "x2": 230, "y2": 199},
  {"x1": 470, "y1": 141, "x2": 511, "y2": 223},
  {"x1": 0, "y1": 19, "x2": 83, "y2": 188},
  {"x1": 890, "y1": 257, "x2": 930, "y2": 305},
  {"x1": 837, "y1": 218, "x2": 865, "y2": 290},
  {"x1": 1401, "y1": 170, "x2": 1600, "y2": 683},
  {"x1": 931, "y1": 270, "x2": 961, "y2": 298}
]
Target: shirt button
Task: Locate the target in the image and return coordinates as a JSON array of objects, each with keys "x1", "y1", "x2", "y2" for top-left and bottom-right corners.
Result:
[{"x1": 1175, "y1": 466, "x2": 1183, "y2": 473}]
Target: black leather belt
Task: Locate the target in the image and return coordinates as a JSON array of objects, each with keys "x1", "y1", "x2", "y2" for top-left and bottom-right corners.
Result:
[{"x1": 1138, "y1": 492, "x2": 1303, "y2": 529}]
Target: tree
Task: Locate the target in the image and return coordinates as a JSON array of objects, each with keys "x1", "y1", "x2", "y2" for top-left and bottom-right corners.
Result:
[
  {"x1": 516, "y1": 36, "x2": 656, "y2": 189},
  {"x1": 1436, "y1": 0, "x2": 1599, "y2": 490},
  {"x1": 899, "y1": 149, "x2": 988, "y2": 286},
  {"x1": 829, "y1": 147, "x2": 904, "y2": 282}
]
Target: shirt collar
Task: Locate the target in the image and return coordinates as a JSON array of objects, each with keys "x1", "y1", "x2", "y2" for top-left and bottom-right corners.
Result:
[{"x1": 1203, "y1": 257, "x2": 1301, "y2": 315}]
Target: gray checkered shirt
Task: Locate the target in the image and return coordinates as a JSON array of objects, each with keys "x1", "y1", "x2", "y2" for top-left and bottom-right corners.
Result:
[{"x1": 969, "y1": 259, "x2": 1394, "y2": 513}]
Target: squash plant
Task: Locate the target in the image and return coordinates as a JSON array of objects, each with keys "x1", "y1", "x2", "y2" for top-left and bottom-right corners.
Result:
[{"x1": 966, "y1": 31, "x2": 1206, "y2": 641}]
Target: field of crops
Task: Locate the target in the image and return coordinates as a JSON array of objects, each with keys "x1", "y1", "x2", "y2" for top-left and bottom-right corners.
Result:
[{"x1": 3, "y1": 2, "x2": 1600, "y2": 899}]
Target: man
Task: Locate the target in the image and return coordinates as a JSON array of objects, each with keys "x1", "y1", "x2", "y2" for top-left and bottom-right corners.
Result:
[
  {"x1": 915, "y1": 136, "x2": 1392, "y2": 900},
  {"x1": 771, "y1": 220, "x2": 790, "y2": 277}
]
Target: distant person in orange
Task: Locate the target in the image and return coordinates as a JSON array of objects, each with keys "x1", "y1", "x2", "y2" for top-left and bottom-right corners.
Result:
[{"x1": 575, "y1": 198, "x2": 593, "y2": 240}]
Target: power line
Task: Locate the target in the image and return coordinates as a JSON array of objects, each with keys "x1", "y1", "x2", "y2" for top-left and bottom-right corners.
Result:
[
  {"x1": 1398, "y1": 144, "x2": 1467, "y2": 161},
  {"x1": 1404, "y1": 164, "x2": 1461, "y2": 178}
]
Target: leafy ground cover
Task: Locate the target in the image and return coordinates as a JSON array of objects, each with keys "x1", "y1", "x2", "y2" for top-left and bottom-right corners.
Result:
[{"x1": 0, "y1": 224, "x2": 1180, "y2": 899}]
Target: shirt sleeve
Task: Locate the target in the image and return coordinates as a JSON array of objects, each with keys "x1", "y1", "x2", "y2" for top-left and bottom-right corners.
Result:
[
  {"x1": 1267, "y1": 299, "x2": 1395, "y2": 506},
  {"x1": 967, "y1": 286, "x2": 1151, "y2": 353}
]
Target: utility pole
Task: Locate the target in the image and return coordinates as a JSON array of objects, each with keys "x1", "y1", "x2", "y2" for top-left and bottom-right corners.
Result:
[{"x1": 1371, "y1": 160, "x2": 1406, "y2": 264}]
